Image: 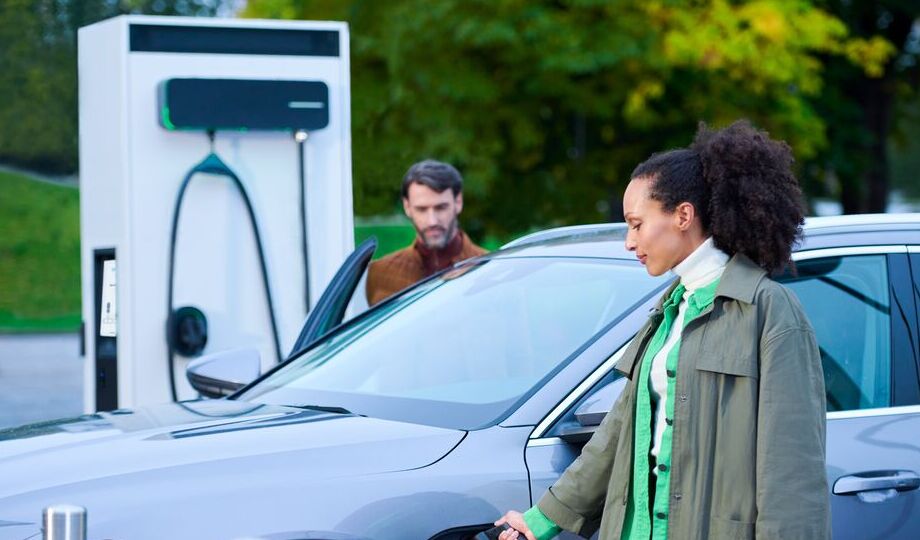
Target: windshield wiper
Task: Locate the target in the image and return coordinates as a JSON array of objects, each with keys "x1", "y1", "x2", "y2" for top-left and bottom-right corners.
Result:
[{"x1": 289, "y1": 404, "x2": 356, "y2": 415}]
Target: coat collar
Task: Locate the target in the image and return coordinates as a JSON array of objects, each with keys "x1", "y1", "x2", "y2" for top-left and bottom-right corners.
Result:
[
  {"x1": 713, "y1": 253, "x2": 766, "y2": 304},
  {"x1": 651, "y1": 252, "x2": 766, "y2": 314},
  {"x1": 617, "y1": 253, "x2": 767, "y2": 379}
]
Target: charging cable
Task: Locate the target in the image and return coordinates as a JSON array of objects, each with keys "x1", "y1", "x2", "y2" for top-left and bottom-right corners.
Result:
[{"x1": 166, "y1": 131, "x2": 284, "y2": 401}]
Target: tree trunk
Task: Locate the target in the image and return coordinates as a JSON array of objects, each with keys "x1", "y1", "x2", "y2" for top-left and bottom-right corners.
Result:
[
  {"x1": 839, "y1": 171, "x2": 865, "y2": 214},
  {"x1": 863, "y1": 76, "x2": 891, "y2": 213},
  {"x1": 834, "y1": 2, "x2": 916, "y2": 214}
]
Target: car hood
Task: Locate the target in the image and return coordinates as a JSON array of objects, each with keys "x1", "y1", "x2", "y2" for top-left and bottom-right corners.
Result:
[{"x1": 0, "y1": 400, "x2": 465, "y2": 529}]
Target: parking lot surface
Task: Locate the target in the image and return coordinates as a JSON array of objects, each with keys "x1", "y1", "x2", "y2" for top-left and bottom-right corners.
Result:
[{"x1": 0, "y1": 333, "x2": 83, "y2": 429}]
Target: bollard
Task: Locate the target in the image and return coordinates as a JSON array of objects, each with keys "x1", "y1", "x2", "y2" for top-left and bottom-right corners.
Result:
[{"x1": 42, "y1": 505, "x2": 86, "y2": 540}]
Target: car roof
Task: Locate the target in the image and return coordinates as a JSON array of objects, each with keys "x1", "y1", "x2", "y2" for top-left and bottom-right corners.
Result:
[{"x1": 494, "y1": 213, "x2": 920, "y2": 260}]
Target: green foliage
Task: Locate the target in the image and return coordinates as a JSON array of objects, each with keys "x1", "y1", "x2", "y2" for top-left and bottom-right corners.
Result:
[
  {"x1": 808, "y1": 1, "x2": 919, "y2": 213},
  {"x1": 0, "y1": 170, "x2": 80, "y2": 332},
  {"x1": 0, "y1": 1, "x2": 76, "y2": 173},
  {"x1": 244, "y1": 0, "x2": 897, "y2": 239},
  {"x1": 0, "y1": 0, "x2": 227, "y2": 174}
]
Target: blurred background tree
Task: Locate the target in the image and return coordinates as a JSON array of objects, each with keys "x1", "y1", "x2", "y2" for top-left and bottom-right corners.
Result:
[
  {"x1": 0, "y1": 0, "x2": 914, "y2": 239},
  {"x1": 0, "y1": 0, "x2": 228, "y2": 174},
  {"x1": 243, "y1": 0, "x2": 903, "y2": 240},
  {"x1": 2, "y1": 0, "x2": 913, "y2": 329},
  {"x1": 809, "y1": 0, "x2": 919, "y2": 213}
]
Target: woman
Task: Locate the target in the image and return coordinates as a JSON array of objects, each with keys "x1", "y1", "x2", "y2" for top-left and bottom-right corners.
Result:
[{"x1": 495, "y1": 120, "x2": 829, "y2": 540}]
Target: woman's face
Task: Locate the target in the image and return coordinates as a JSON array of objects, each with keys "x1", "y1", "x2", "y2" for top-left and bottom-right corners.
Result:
[{"x1": 623, "y1": 177, "x2": 693, "y2": 276}]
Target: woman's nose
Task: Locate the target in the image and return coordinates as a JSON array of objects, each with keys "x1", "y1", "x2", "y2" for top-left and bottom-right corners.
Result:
[{"x1": 625, "y1": 236, "x2": 637, "y2": 251}]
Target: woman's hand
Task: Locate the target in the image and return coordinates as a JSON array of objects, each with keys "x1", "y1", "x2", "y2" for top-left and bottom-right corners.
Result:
[{"x1": 495, "y1": 511, "x2": 537, "y2": 540}]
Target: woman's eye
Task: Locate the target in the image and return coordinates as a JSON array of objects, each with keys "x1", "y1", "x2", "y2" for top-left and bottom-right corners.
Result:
[{"x1": 631, "y1": 224, "x2": 641, "y2": 230}]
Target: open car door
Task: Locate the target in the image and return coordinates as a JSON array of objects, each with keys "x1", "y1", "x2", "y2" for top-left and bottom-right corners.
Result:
[{"x1": 288, "y1": 236, "x2": 377, "y2": 359}]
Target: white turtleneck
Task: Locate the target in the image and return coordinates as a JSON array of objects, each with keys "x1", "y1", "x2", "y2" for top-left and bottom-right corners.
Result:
[{"x1": 649, "y1": 237, "x2": 729, "y2": 465}]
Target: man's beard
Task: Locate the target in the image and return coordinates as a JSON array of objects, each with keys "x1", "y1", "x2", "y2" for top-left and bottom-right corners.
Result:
[{"x1": 419, "y1": 218, "x2": 458, "y2": 250}]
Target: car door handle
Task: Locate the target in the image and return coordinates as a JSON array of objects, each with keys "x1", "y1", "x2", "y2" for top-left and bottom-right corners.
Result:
[{"x1": 833, "y1": 470, "x2": 920, "y2": 495}]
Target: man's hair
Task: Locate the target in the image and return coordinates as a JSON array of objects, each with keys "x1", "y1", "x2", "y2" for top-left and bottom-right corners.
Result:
[{"x1": 401, "y1": 159, "x2": 463, "y2": 199}]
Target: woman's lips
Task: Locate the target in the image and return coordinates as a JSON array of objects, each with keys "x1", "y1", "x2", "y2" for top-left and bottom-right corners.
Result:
[{"x1": 638, "y1": 255, "x2": 647, "y2": 265}]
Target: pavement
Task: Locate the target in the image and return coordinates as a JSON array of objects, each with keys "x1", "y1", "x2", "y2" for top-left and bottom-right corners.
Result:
[{"x1": 0, "y1": 333, "x2": 83, "y2": 429}]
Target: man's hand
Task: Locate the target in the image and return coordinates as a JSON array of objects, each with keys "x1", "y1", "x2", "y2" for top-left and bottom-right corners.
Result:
[{"x1": 495, "y1": 511, "x2": 537, "y2": 540}]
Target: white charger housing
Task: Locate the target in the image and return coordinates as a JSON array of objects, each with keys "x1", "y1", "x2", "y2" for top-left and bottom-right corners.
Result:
[{"x1": 78, "y1": 15, "x2": 355, "y2": 410}]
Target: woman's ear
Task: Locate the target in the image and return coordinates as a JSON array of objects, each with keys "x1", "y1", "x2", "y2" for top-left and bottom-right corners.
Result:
[{"x1": 674, "y1": 201, "x2": 696, "y2": 232}]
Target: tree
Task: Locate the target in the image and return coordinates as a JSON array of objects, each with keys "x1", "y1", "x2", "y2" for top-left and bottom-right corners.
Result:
[
  {"x1": 810, "y1": 0, "x2": 919, "y2": 213},
  {"x1": 244, "y1": 0, "x2": 894, "y2": 239},
  {"x1": 0, "y1": 0, "x2": 228, "y2": 174}
]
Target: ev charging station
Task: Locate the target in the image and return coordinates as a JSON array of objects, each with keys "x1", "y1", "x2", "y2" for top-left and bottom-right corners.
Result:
[{"x1": 78, "y1": 16, "x2": 355, "y2": 412}]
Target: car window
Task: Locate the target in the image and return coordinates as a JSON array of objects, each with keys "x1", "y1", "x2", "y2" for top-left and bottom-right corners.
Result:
[
  {"x1": 240, "y1": 257, "x2": 666, "y2": 429},
  {"x1": 777, "y1": 255, "x2": 891, "y2": 412}
]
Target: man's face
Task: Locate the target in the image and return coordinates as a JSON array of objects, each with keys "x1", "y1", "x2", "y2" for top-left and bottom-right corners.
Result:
[{"x1": 403, "y1": 182, "x2": 463, "y2": 249}]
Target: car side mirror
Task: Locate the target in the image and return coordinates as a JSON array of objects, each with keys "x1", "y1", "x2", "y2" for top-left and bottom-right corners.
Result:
[
  {"x1": 558, "y1": 377, "x2": 627, "y2": 444},
  {"x1": 186, "y1": 347, "x2": 261, "y2": 399}
]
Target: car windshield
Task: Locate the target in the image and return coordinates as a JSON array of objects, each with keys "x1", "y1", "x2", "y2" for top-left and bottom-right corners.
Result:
[{"x1": 239, "y1": 256, "x2": 665, "y2": 429}]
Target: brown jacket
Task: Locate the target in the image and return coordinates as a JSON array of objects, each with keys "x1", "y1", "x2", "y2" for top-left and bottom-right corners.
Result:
[{"x1": 365, "y1": 230, "x2": 486, "y2": 306}]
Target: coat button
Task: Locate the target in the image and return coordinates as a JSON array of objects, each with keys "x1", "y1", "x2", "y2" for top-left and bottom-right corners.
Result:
[
  {"x1": 658, "y1": 464, "x2": 668, "y2": 472},
  {"x1": 673, "y1": 493, "x2": 682, "y2": 500},
  {"x1": 656, "y1": 512, "x2": 666, "y2": 520},
  {"x1": 666, "y1": 369, "x2": 676, "y2": 378},
  {"x1": 679, "y1": 394, "x2": 688, "y2": 403}
]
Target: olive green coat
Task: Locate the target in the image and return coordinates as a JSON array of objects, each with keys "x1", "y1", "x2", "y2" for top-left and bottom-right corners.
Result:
[{"x1": 537, "y1": 254, "x2": 830, "y2": 539}]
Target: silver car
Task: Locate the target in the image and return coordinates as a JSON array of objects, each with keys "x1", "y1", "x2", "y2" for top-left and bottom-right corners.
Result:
[{"x1": 0, "y1": 214, "x2": 917, "y2": 539}]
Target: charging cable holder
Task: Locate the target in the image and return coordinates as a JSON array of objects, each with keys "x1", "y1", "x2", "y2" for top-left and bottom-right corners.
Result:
[{"x1": 165, "y1": 147, "x2": 284, "y2": 401}]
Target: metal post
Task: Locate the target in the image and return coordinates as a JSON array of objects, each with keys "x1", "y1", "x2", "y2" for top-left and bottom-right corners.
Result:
[{"x1": 42, "y1": 505, "x2": 86, "y2": 540}]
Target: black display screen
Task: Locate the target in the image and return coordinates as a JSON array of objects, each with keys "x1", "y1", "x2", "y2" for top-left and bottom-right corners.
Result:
[{"x1": 159, "y1": 78, "x2": 330, "y2": 132}]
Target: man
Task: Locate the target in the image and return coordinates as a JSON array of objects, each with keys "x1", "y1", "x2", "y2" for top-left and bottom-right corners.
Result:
[{"x1": 366, "y1": 159, "x2": 487, "y2": 306}]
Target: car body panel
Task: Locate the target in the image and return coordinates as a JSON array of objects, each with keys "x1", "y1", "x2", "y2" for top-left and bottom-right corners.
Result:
[
  {"x1": 0, "y1": 400, "x2": 465, "y2": 539},
  {"x1": 826, "y1": 410, "x2": 920, "y2": 539},
  {"x1": 525, "y1": 438, "x2": 597, "y2": 540}
]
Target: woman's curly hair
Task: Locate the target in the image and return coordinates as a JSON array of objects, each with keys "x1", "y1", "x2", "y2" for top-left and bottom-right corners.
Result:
[{"x1": 631, "y1": 120, "x2": 804, "y2": 273}]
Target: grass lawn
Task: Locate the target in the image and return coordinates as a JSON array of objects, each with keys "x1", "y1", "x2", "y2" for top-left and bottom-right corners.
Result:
[
  {"x1": 0, "y1": 170, "x2": 81, "y2": 333},
  {"x1": 355, "y1": 218, "x2": 417, "y2": 259}
]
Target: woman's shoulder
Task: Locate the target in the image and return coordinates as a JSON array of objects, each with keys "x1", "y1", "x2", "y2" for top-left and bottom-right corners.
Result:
[{"x1": 752, "y1": 277, "x2": 815, "y2": 338}]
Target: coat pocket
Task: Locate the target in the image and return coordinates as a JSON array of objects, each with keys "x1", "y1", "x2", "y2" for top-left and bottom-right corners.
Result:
[
  {"x1": 695, "y1": 354, "x2": 759, "y2": 379},
  {"x1": 709, "y1": 515, "x2": 754, "y2": 540}
]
